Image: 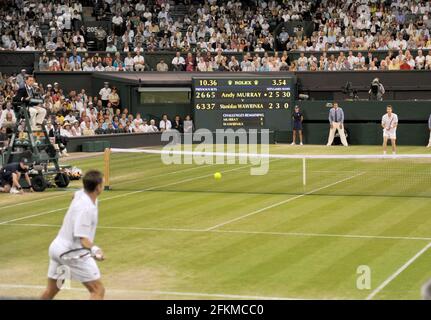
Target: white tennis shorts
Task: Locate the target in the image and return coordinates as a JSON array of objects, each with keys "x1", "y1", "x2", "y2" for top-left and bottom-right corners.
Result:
[
  {"x1": 383, "y1": 129, "x2": 396, "y2": 139},
  {"x1": 47, "y1": 242, "x2": 100, "y2": 283}
]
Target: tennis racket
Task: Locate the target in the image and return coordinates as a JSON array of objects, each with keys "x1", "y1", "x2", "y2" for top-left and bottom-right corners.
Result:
[
  {"x1": 60, "y1": 248, "x2": 93, "y2": 261},
  {"x1": 386, "y1": 117, "x2": 394, "y2": 131}
]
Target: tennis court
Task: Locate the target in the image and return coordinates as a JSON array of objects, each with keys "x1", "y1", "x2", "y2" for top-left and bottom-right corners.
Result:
[{"x1": 1, "y1": 145, "x2": 431, "y2": 300}]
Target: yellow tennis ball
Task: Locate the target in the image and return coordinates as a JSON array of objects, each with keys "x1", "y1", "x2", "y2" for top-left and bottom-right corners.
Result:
[{"x1": 214, "y1": 172, "x2": 222, "y2": 180}]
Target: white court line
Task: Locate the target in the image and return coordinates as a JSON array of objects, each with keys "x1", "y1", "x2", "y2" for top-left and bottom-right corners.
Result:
[
  {"x1": 205, "y1": 172, "x2": 366, "y2": 231},
  {"x1": 0, "y1": 283, "x2": 302, "y2": 300},
  {"x1": 213, "y1": 229, "x2": 431, "y2": 242},
  {"x1": 366, "y1": 241, "x2": 431, "y2": 300},
  {"x1": 0, "y1": 193, "x2": 69, "y2": 211},
  {"x1": 5, "y1": 222, "x2": 430, "y2": 242},
  {"x1": 0, "y1": 161, "x2": 266, "y2": 225}
]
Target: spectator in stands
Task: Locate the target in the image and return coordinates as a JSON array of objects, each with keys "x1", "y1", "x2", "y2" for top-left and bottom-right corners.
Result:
[
  {"x1": 156, "y1": 59, "x2": 169, "y2": 72},
  {"x1": 64, "y1": 110, "x2": 77, "y2": 124},
  {"x1": 171, "y1": 51, "x2": 185, "y2": 71},
  {"x1": 112, "y1": 12, "x2": 124, "y2": 36},
  {"x1": 76, "y1": 42, "x2": 87, "y2": 53},
  {"x1": 60, "y1": 122, "x2": 74, "y2": 138},
  {"x1": 39, "y1": 53, "x2": 50, "y2": 71},
  {"x1": 133, "y1": 50, "x2": 145, "y2": 71},
  {"x1": 135, "y1": 118, "x2": 149, "y2": 132},
  {"x1": 172, "y1": 115, "x2": 183, "y2": 133},
  {"x1": 183, "y1": 115, "x2": 193, "y2": 133},
  {"x1": 196, "y1": 57, "x2": 207, "y2": 72},
  {"x1": 400, "y1": 58, "x2": 412, "y2": 70},
  {"x1": 95, "y1": 62, "x2": 105, "y2": 71},
  {"x1": 0, "y1": 109, "x2": 16, "y2": 130},
  {"x1": 147, "y1": 119, "x2": 159, "y2": 132},
  {"x1": 228, "y1": 56, "x2": 240, "y2": 71},
  {"x1": 106, "y1": 42, "x2": 118, "y2": 53},
  {"x1": 104, "y1": 61, "x2": 115, "y2": 71},
  {"x1": 416, "y1": 50, "x2": 426, "y2": 69},
  {"x1": 185, "y1": 52, "x2": 195, "y2": 71},
  {"x1": 68, "y1": 49, "x2": 82, "y2": 66},
  {"x1": 81, "y1": 116, "x2": 96, "y2": 136},
  {"x1": 113, "y1": 53, "x2": 125, "y2": 71},
  {"x1": 124, "y1": 52, "x2": 134, "y2": 71},
  {"x1": 119, "y1": 113, "x2": 128, "y2": 127},
  {"x1": 49, "y1": 57, "x2": 61, "y2": 71},
  {"x1": 159, "y1": 114, "x2": 172, "y2": 132}
]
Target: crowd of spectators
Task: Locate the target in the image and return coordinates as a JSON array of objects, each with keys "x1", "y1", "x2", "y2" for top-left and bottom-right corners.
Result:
[
  {"x1": 37, "y1": 48, "x2": 431, "y2": 71},
  {"x1": 0, "y1": 72, "x2": 194, "y2": 152},
  {"x1": 0, "y1": 0, "x2": 415, "y2": 72},
  {"x1": 1, "y1": 0, "x2": 431, "y2": 56}
]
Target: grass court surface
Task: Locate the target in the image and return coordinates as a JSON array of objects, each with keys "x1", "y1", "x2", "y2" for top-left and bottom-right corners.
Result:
[{"x1": 1, "y1": 145, "x2": 431, "y2": 300}]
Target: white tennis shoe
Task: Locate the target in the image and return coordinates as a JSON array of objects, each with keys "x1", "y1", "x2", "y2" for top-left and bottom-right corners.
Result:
[{"x1": 10, "y1": 187, "x2": 20, "y2": 195}]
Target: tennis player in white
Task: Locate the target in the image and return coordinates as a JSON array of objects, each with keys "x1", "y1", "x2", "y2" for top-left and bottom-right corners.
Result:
[
  {"x1": 41, "y1": 170, "x2": 105, "y2": 300},
  {"x1": 381, "y1": 105, "x2": 398, "y2": 155}
]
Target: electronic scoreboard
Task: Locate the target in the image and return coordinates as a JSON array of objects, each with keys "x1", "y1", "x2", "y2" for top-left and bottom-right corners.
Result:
[{"x1": 192, "y1": 76, "x2": 296, "y2": 131}]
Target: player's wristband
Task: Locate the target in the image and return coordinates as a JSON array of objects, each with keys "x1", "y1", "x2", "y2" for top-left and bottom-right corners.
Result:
[{"x1": 90, "y1": 245, "x2": 101, "y2": 255}]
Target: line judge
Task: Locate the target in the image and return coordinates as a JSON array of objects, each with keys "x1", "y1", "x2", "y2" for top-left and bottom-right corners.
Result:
[{"x1": 326, "y1": 102, "x2": 348, "y2": 147}]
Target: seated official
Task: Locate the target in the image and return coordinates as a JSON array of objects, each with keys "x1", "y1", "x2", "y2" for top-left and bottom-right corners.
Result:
[{"x1": 14, "y1": 75, "x2": 47, "y2": 130}]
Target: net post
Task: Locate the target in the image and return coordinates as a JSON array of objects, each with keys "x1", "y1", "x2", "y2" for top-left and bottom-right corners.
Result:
[
  {"x1": 302, "y1": 157, "x2": 306, "y2": 186},
  {"x1": 104, "y1": 148, "x2": 111, "y2": 190}
]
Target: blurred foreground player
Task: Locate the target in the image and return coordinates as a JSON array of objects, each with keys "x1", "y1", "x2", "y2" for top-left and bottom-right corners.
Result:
[{"x1": 41, "y1": 170, "x2": 106, "y2": 300}]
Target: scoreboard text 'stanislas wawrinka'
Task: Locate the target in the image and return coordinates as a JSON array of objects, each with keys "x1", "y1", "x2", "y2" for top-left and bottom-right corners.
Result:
[{"x1": 192, "y1": 77, "x2": 296, "y2": 131}]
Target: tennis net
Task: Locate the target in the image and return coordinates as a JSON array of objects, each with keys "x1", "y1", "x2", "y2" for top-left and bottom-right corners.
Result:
[{"x1": 103, "y1": 147, "x2": 431, "y2": 198}]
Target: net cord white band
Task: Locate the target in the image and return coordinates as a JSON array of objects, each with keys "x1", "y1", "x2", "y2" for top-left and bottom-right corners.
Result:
[{"x1": 110, "y1": 148, "x2": 431, "y2": 160}]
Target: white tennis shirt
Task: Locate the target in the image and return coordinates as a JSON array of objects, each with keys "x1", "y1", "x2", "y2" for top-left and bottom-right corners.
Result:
[
  {"x1": 381, "y1": 113, "x2": 398, "y2": 133},
  {"x1": 52, "y1": 189, "x2": 98, "y2": 250}
]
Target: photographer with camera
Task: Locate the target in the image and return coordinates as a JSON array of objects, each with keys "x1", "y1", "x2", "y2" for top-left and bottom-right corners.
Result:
[{"x1": 369, "y1": 78, "x2": 385, "y2": 101}]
